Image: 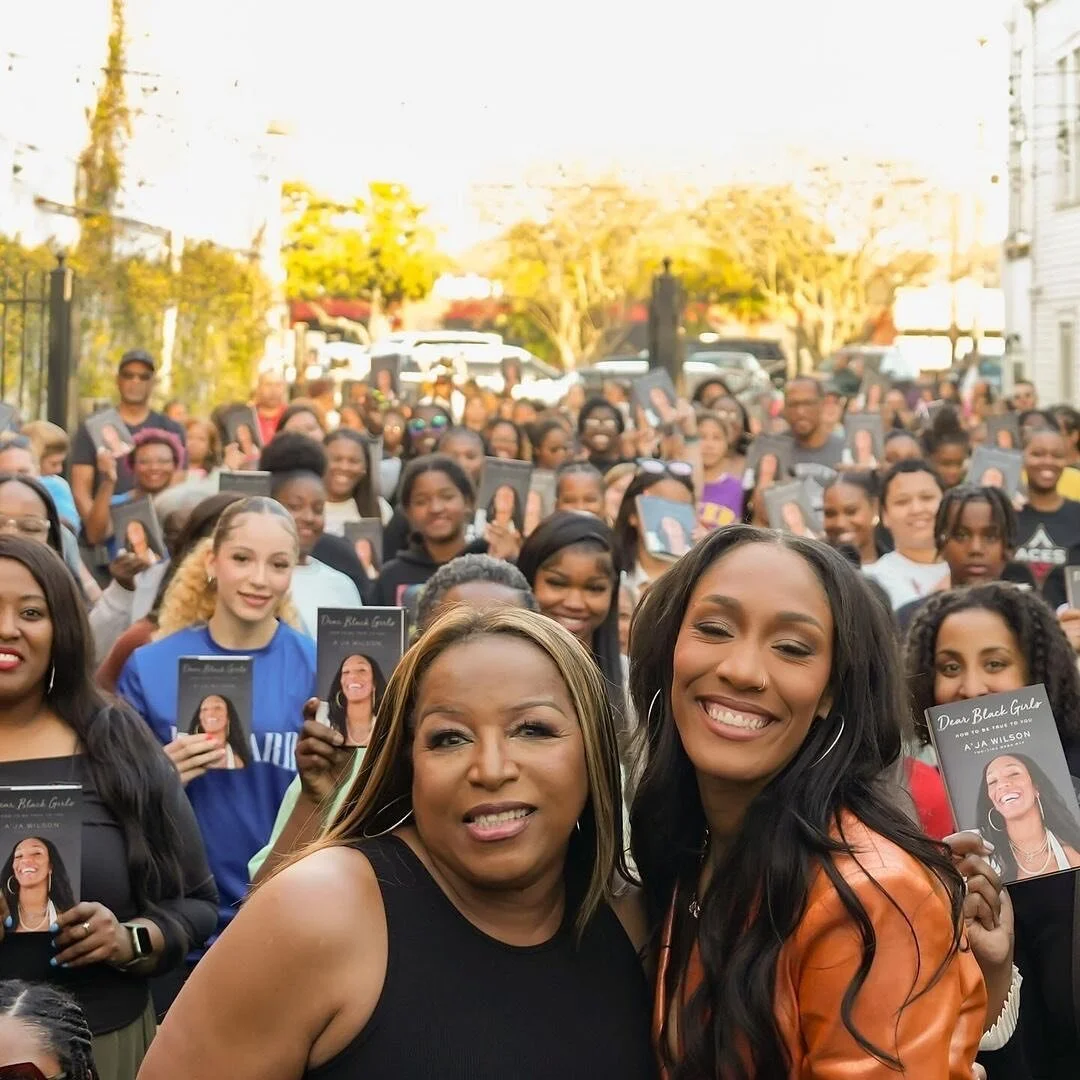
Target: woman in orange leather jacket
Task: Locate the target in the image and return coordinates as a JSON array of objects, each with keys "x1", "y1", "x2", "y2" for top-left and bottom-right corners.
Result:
[{"x1": 626, "y1": 526, "x2": 993, "y2": 1078}]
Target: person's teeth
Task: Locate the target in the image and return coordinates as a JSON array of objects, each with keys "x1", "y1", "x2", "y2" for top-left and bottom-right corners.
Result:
[
  {"x1": 471, "y1": 808, "x2": 531, "y2": 827},
  {"x1": 704, "y1": 703, "x2": 770, "y2": 730}
]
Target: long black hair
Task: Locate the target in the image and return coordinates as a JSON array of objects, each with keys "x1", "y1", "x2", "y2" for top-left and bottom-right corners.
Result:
[
  {"x1": 324, "y1": 429, "x2": 380, "y2": 518},
  {"x1": 629, "y1": 525, "x2": 964, "y2": 1079},
  {"x1": 906, "y1": 582, "x2": 1080, "y2": 747},
  {"x1": 190, "y1": 694, "x2": 249, "y2": 767},
  {"x1": 0, "y1": 836, "x2": 77, "y2": 916},
  {"x1": 975, "y1": 752, "x2": 1080, "y2": 878},
  {"x1": 933, "y1": 484, "x2": 1017, "y2": 552},
  {"x1": 0, "y1": 980, "x2": 98, "y2": 1079},
  {"x1": 326, "y1": 653, "x2": 387, "y2": 738},
  {"x1": 516, "y1": 512, "x2": 625, "y2": 722},
  {"x1": 0, "y1": 537, "x2": 187, "y2": 912},
  {"x1": 0, "y1": 473, "x2": 64, "y2": 557}
]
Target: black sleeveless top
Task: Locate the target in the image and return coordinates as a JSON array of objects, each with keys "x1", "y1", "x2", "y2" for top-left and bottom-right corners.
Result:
[{"x1": 305, "y1": 835, "x2": 657, "y2": 1079}]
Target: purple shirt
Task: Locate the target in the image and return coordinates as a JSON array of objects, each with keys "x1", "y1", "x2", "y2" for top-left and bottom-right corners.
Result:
[{"x1": 699, "y1": 475, "x2": 744, "y2": 529}]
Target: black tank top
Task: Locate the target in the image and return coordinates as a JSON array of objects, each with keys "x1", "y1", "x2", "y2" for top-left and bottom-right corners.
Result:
[{"x1": 305, "y1": 835, "x2": 657, "y2": 1080}]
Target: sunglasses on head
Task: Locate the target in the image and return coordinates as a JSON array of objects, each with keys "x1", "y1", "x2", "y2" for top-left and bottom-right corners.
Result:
[
  {"x1": 408, "y1": 415, "x2": 450, "y2": 434},
  {"x1": 637, "y1": 459, "x2": 693, "y2": 479},
  {"x1": 0, "y1": 1065, "x2": 66, "y2": 1080}
]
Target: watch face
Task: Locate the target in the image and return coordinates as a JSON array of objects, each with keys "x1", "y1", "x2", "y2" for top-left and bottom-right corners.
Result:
[{"x1": 132, "y1": 924, "x2": 152, "y2": 956}]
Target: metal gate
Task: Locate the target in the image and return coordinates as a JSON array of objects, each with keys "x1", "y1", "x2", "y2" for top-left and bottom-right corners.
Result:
[{"x1": 0, "y1": 257, "x2": 74, "y2": 429}]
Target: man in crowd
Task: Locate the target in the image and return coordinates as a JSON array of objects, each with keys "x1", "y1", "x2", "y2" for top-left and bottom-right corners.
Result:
[
  {"x1": 783, "y1": 377, "x2": 845, "y2": 492},
  {"x1": 253, "y1": 371, "x2": 288, "y2": 445},
  {"x1": 1011, "y1": 379, "x2": 1037, "y2": 413}
]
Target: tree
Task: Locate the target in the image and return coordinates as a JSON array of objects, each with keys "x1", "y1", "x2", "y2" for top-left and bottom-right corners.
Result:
[
  {"x1": 489, "y1": 184, "x2": 662, "y2": 369},
  {"x1": 282, "y1": 180, "x2": 443, "y2": 308}
]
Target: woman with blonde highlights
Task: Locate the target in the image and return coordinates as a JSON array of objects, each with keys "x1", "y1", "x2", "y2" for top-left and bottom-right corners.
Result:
[
  {"x1": 140, "y1": 607, "x2": 656, "y2": 1080},
  {"x1": 117, "y1": 497, "x2": 316, "y2": 950}
]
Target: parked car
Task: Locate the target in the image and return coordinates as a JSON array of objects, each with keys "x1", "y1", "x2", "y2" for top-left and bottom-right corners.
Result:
[{"x1": 689, "y1": 336, "x2": 789, "y2": 386}]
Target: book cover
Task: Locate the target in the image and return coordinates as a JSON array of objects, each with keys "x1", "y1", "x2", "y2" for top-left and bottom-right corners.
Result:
[
  {"x1": 0, "y1": 403, "x2": 20, "y2": 434},
  {"x1": 743, "y1": 435, "x2": 794, "y2": 488},
  {"x1": 316, "y1": 608, "x2": 405, "y2": 745},
  {"x1": 986, "y1": 414, "x2": 1021, "y2": 452},
  {"x1": 366, "y1": 437, "x2": 383, "y2": 499},
  {"x1": 0, "y1": 785, "x2": 82, "y2": 932},
  {"x1": 843, "y1": 414, "x2": 884, "y2": 467},
  {"x1": 632, "y1": 369, "x2": 678, "y2": 430},
  {"x1": 85, "y1": 408, "x2": 134, "y2": 459},
  {"x1": 530, "y1": 471, "x2": 557, "y2": 520},
  {"x1": 369, "y1": 356, "x2": 400, "y2": 399},
  {"x1": 763, "y1": 480, "x2": 822, "y2": 537},
  {"x1": 859, "y1": 373, "x2": 890, "y2": 412},
  {"x1": 344, "y1": 518, "x2": 383, "y2": 577},
  {"x1": 1066, "y1": 566, "x2": 1080, "y2": 610},
  {"x1": 637, "y1": 495, "x2": 696, "y2": 560},
  {"x1": 926, "y1": 685, "x2": 1080, "y2": 884},
  {"x1": 220, "y1": 404, "x2": 263, "y2": 454},
  {"x1": 475, "y1": 457, "x2": 533, "y2": 534},
  {"x1": 218, "y1": 470, "x2": 272, "y2": 497},
  {"x1": 177, "y1": 656, "x2": 254, "y2": 771},
  {"x1": 110, "y1": 498, "x2": 165, "y2": 563},
  {"x1": 968, "y1": 446, "x2": 1024, "y2": 497}
]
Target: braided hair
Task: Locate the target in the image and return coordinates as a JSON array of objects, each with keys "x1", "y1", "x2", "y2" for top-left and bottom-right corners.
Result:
[
  {"x1": 933, "y1": 484, "x2": 1017, "y2": 552},
  {"x1": 0, "y1": 980, "x2": 98, "y2": 1079},
  {"x1": 905, "y1": 582, "x2": 1080, "y2": 746}
]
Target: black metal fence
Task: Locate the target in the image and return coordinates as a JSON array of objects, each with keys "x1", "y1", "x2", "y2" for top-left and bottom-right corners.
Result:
[{"x1": 0, "y1": 257, "x2": 74, "y2": 429}]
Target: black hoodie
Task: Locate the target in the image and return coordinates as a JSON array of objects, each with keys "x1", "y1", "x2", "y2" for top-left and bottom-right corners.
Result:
[{"x1": 374, "y1": 537, "x2": 488, "y2": 607}]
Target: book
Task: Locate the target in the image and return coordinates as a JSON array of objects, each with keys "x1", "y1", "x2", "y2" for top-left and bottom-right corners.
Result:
[
  {"x1": 110, "y1": 497, "x2": 165, "y2": 562},
  {"x1": 177, "y1": 656, "x2": 254, "y2": 771},
  {"x1": 986, "y1": 414, "x2": 1021, "y2": 452},
  {"x1": 530, "y1": 470, "x2": 557, "y2": 519},
  {"x1": 637, "y1": 495, "x2": 697, "y2": 560},
  {"x1": 632, "y1": 369, "x2": 679, "y2": 430},
  {"x1": 218, "y1": 470, "x2": 272, "y2": 497},
  {"x1": 1067, "y1": 566, "x2": 1080, "y2": 610},
  {"x1": 316, "y1": 608, "x2": 405, "y2": 745},
  {"x1": 926, "y1": 685, "x2": 1080, "y2": 884},
  {"x1": 0, "y1": 784, "x2": 82, "y2": 932},
  {"x1": 344, "y1": 518, "x2": 384, "y2": 576},
  {"x1": 763, "y1": 480, "x2": 822, "y2": 537},
  {"x1": 0, "y1": 403, "x2": 20, "y2": 434},
  {"x1": 968, "y1": 446, "x2": 1024, "y2": 497},
  {"x1": 85, "y1": 408, "x2": 134, "y2": 459},
  {"x1": 475, "y1": 457, "x2": 533, "y2": 534},
  {"x1": 742, "y1": 435, "x2": 794, "y2": 489},
  {"x1": 859, "y1": 372, "x2": 890, "y2": 411},
  {"x1": 843, "y1": 414, "x2": 884, "y2": 467},
  {"x1": 366, "y1": 437, "x2": 383, "y2": 499},
  {"x1": 219, "y1": 404, "x2": 263, "y2": 454},
  {"x1": 369, "y1": 356, "x2": 400, "y2": 399}
]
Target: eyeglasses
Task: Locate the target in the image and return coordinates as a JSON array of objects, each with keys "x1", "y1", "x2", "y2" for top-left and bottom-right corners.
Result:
[
  {"x1": 0, "y1": 516, "x2": 50, "y2": 539},
  {"x1": 408, "y1": 416, "x2": 450, "y2": 434},
  {"x1": 0, "y1": 1064, "x2": 67, "y2": 1080},
  {"x1": 583, "y1": 417, "x2": 619, "y2": 432},
  {"x1": 118, "y1": 370, "x2": 153, "y2": 382},
  {"x1": 637, "y1": 459, "x2": 693, "y2": 479}
]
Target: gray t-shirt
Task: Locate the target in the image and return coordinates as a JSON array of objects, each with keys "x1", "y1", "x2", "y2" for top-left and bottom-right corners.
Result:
[{"x1": 789, "y1": 433, "x2": 845, "y2": 510}]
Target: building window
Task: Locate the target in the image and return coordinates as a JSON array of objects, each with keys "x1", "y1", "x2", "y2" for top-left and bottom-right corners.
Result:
[{"x1": 1061, "y1": 320, "x2": 1075, "y2": 402}]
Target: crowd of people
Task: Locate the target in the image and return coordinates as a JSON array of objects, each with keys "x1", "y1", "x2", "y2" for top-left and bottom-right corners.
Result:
[{"x1": 0, "y1": 344, "x2": 1074, "y2": 1079}]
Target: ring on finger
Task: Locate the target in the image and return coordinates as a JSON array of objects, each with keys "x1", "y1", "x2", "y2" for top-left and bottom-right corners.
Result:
[{"x1": 81, "y1": 920, "x2": 91, "y2": 938}]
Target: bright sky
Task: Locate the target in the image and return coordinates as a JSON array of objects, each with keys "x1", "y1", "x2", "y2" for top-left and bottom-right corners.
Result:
[{"x1": 1, "y1": 0, "x2": 1012, "y2": 254}]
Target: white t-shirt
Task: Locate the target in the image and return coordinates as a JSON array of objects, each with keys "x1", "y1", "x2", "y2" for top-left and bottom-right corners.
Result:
[
  {"x1": 322, "y1": 497, "x2": 393, "y2": 537},
  {"x1": 864, "y1": 551, "x2": 948, "y2": 611},
  {"x1": 290, "y1": 558, "x2": 363, "y2": 636}
]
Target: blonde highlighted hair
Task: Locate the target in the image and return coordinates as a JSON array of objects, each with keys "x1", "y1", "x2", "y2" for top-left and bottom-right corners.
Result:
[
  {"x1": 307, "y1": 606, "x2": 629, "y2": 936},
  {"x1": 155, "y1": 497, "x2": 303, "y2": 638}
]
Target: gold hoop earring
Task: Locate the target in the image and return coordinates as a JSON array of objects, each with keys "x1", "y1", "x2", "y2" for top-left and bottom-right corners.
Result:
[{"x1": 362, "y1": 794, "x2": 414, "y2": 839}]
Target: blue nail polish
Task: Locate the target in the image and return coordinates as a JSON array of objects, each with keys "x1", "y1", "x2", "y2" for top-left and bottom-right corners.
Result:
[
  {"x1": 2, "y1": 916, "x2": 10, "y2": 929},
  {"x1": 49, "y1": 957, "x2": 57, "y2": 968},
  {"x1": 60, "y1": 963, "x2": 69, "y2": 969},
  {"x1": 50, "y1": 939, "x2": 57, "y2": 951},
  {"x1": 48, "y1": 922, "x2": 58, "y2": 934}
]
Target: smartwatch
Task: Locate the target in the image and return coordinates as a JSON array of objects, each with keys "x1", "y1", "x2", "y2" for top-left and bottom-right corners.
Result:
[{"x1": 122, "y1": 922, "x2": 152, "y2": 966}]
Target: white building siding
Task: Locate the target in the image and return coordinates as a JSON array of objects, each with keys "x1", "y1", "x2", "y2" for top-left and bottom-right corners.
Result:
[{"x1": 1031, "y1": 0, "x2": 1080, "y2": 404}]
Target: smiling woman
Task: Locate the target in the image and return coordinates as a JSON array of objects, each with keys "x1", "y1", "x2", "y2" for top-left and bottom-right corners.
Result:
[
  {"x1": 629, "y1": 525, "x2": 986, "y2": 1078},
  {"x1": 137, "y1": 607, "x2": 656, "y2": 1080}
]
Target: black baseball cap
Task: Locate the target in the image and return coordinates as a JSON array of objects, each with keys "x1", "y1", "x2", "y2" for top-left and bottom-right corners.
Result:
[{"x1": 118, "y1": 349, "x2": 155, "y2": 373}]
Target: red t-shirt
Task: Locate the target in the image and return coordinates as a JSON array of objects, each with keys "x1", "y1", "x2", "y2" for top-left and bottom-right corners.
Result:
[
  {"x1": 906, "y1": 758, "x2": 956, "y2": 840},
  {"x1": 256, "y1": 406, "x2": 285, "y2": 447}
]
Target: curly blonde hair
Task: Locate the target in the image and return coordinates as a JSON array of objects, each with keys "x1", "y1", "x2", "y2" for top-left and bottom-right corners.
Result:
[{"x1": 155, "y1": 500, "x2": 304, "y2": 639}]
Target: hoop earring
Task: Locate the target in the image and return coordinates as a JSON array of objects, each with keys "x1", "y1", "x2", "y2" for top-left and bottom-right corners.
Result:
[
  {"x1": 362, "y1": 794, "x2": 414, "y2": 839},
  {"x1": 986, "y1": 807, "x2": 1004, "y2": 833},
  {"x1": 6, "y1": 876, "x2": 15, "y2": 894},
  {"x1": 334, "y1": 690, "x2": 345, "y2": 710},
  {"x1": 1037, "y1": 793, "x2": 1044, "y2": 821},
  {"x1": 812, "y1": 715, "x2": 845, "y2": 767},
  {"x1": 647, "y1": 688, "x2": 664, "y2": 728},
  {"x1": 46, "y1": 666, "x2": 54, "y2": 696}
]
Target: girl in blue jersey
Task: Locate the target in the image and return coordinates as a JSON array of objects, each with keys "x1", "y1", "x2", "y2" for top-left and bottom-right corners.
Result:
[{"x1": 116, "y1": 497, "x2": 316, "y2": 940}]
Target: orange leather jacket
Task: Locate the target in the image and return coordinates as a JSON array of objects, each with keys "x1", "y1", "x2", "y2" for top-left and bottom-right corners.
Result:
[{"x1": 654, "y1": 816, "x2": 986, "y2": 1078}]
